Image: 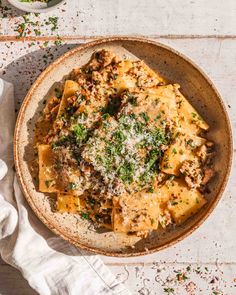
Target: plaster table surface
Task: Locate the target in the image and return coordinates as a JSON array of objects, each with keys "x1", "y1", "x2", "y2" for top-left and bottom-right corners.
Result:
[{"x1": 0, "y1": 1, "x2": 236, "y2": 294}]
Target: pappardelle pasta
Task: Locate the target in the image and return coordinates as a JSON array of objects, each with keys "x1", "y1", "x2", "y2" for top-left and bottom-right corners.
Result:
[{"x1": 34, "y1": 50, "x2": 214, "y2": 238}]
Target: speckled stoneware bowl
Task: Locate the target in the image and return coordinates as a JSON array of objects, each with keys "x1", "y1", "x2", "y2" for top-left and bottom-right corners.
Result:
[
  {"x1": 14, "y1": 37, "x2": 233, "y2": 257},
  {"x1": 8, "y1": 0, "x2": 66, "y2": 13}
]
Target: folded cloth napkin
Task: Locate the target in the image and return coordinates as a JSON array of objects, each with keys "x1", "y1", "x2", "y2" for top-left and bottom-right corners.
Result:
[{"x1": 0, "y1": 78, "x2": 131, "y2": 295}]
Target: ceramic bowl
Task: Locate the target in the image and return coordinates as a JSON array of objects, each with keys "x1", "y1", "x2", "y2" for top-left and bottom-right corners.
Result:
[
  {"x1": 14, "y1": 37, "x2": 233, "y2": 256},
  {"x1": 8, "y1": 0, "x2": 66, "y2": 13}
]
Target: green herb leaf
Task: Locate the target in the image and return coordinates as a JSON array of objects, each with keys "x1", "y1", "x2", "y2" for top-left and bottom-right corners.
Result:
[
  {"x1": 163, "y1": 288, "x2": 174, "y2": 294},
  {"x1": 140, "y1": 112, "x2": 149, "y2": 122},
  {"x1": 68, "y1": 182, "x2": 77, "y2": 190},
  {"x1": 172, "y1": 148, "x2": 177, "y2": 154},
  {"x1": 118, "y1": 161, "x2": 135, "y2": 184},
  {"x1": 46, "y1": 16, "x2": 59, "y2": 31},
  {"x1": 45, "y1": 180, "x2": 52, "y2": 188},
  {"x1": 73, "y1": 124, "x2": 88, "y2": 143},
  {"x1": 80, "y1": 212, "x2": 90, "y2": 220},
  {"x1": 55, "y1": 88, "x2": 62, "y2": 98},
  {"x1": 148, "y1": 187, "x2": 154, "y2": 193}
]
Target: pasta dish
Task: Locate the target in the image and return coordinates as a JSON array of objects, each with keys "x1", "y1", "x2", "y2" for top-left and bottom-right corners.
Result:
[{"x1": 34, "y1": 50, "x2": 214, "y2": 237}]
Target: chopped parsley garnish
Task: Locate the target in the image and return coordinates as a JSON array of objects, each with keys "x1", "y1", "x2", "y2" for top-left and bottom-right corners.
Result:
[
  {"x1": 55, "y1": 88, "x2": 62, "y2": 99},
  {"x1": 134, "y1": 120, "x2": 145, "y2": 133},
  {"x1": 73, "y1": 124, "x2": 88, "y2": 143},
  {"x1": 149, "y1": 128, "x2": 168, "y2": 147},
  {"x1": 14, "y1": 17, "x2": 27, "y2": 37},
  {"x1": 80, "y1": 212, "x2": 90, "y2": 220},
  {"x1": 117, "y1": 161, "x2": 135, "y2": 184},
  {"x1": 172, "y1": 148, "x2": 177, "y2": 154},
  {"x1": 113, "y1": 130, "x2": 127, "y2": 142},
  {"x1": 155, "y1": 114, "x2": 161, "y2": 121},
  {"x1": 176, "y1": 272, "x2": 188, "y2": 281},
  {"x1": 51, "y1": 142, "x2": 58, "y2": 150},
  {"x1": 43, "y1": 41, "x2": 49, "y2": 47},
  {"x1": 68, "y1": 182, "x2": 77, "y2": 190},
  {"x1": 87, "y1": 198, "x2": 96, "y2": 208},
  {"x1": 168, "y1": 175, "x2": 175, "y2": 181},
  {"x1": 82, "y1": 112, "x2": 172, "y2": 193},
  {"x1": 140, "y1": 112, "x2": 149, "y2": 122},
  {"x1": 148, "y1": 187, "x2": 154, "y2": 193},
  {"x1": 102, "y1": 113, "x2": 110, "y2": 120},
  {"x1": 45, "y1": 180, "x2": 53, "y2": 188},
  {"x1": 171, "y1": 200, "x2": 178, "y2": 206},
  {"x1": 54, "y1": 38, "x2": 63, "y2": 47},
  {"x1": 163, "y1": 288, "x2": 174, "y2": 294},
  {"x1": 66, "y1": 106, "x2": 77, "y2": 115},
  {"x1": 34, "y1": 29, "x2": 41, "y2": 36},
  {"x1": 76, "y1": 93, "x2": 86, "y2": 104},
  {"x1": 77, "y1": 112, "x2": 88, "y2": 121},
  {"x1": 98, "y1": 106, "x2": 106, "y2": 113},
  {"x1": 14, "y1": 13, "x2": 59, "y2": 39},
  {"x1": 45, "y1": 16, "x2": 59, "y2": 31},
  {"x1": 126, "y1": 93, "x2": 138, "y2": 106},
  {"x1": 51, "y1": 135, "x2": 69, "y2": 149},
  {"x1": 186, "y1": 139, "x2": 196, "y2": 149},
  {"x1": 145, "y1": 149, "x2": 160, "y2": 171},
  {"x1": 106, "y1": 141, "x2": 123, "y2": 156}
]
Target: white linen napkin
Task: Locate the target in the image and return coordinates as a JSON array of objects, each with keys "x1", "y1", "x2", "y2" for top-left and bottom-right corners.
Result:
[{"x1": 0, "y1": 78, "x2": 131, "y2": 295}]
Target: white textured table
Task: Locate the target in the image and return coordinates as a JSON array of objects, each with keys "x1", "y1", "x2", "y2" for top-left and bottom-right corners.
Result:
[{"x1": 0, "y1": 1, "x2": 236, "y2": 294}]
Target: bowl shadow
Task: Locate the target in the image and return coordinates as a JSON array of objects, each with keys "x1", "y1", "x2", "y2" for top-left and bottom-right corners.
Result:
[
  {"x1": 1, "y1": 0, "x2": 26, "y2": 17},
  {"x1": 2, "y1": 43, "x2": 97, "y2": 257}
]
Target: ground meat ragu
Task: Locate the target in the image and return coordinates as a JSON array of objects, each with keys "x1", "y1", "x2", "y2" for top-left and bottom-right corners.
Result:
[{"x1": 34, "y1": 49, "x2": 215, "y2": 235}]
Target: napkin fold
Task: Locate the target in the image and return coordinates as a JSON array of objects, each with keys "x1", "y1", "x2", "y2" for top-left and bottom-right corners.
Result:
[{"x1": 0, "y1": 79, "x2": 131, "y2": 295}]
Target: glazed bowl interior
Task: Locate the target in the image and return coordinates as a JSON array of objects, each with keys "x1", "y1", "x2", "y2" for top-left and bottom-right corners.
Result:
[
  {"x1": 14, "y1": 38, "x2": 232, "y2": 256},
  {"x1": 8, "y1": 0, "x2": 66, "y2": 13}
]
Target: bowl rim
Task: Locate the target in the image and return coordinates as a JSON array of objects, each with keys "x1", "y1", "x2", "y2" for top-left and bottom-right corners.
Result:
[
  {"x1": 14, "y1": 36, "x2": 233, "y2": 257},
  {"x1": 7, "y1": 0, "x2": 66, "y2": 13}
]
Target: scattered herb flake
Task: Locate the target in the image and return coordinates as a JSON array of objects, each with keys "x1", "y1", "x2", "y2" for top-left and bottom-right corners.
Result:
[
  {"x1": 68, "y1": 182, "x2": 77, "y2": 190},
  {"x1": 80, "y1": 212, "x2": 90, "y2": 220},
  {"x1": 163, "y1": 288, "x2": 174, "y2": 294},
  {"x1": 46, "y1": 16, "x2": 59, "y2": 31},
  {"x1": 45, "y1": 179, "x2": 52, "y2": 188}
]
